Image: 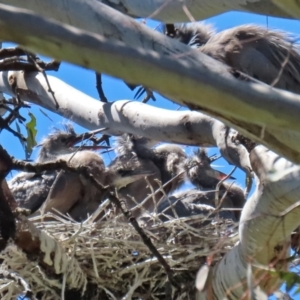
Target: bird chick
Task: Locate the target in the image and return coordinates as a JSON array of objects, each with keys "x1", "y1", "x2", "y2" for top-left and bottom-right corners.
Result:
[
  {"x1": 10, "y1": 125, "x2": 109, "y2": 221},
  {"x1": 111, "y1": 134, "x2": 186, "y2": 218},
  {"x1": 9, "y1": 124, "x2": 84, "y2": 212},
  {"x1": 185, "y1": 148, "x2": 245, "y2": 220},
  {"x1": 164, "y1": 22, "x2": 215, "y2": 48}
]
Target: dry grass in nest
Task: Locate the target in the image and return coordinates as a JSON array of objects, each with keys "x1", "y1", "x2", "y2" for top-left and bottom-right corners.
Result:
[{"x1": 0, "y1": 207, "x2": 239, "y2": 299}]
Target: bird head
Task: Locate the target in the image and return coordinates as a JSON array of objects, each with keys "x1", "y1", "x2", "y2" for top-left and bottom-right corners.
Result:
[
  {"x1": 115, "y1": 133, "x2": 158, "y2": 155},
  {"x1": 185, "y1": 148, "x2": 235, "y2": 189},
  {"x1": 107, "y1": 153, "x2": 155, "y2": 189},
  {"x1": 37, "y1": 125, "x2": 109, "y2": 162},
  {"x1": 164, "y1": 22, "x2": 215, "y2": 48}
]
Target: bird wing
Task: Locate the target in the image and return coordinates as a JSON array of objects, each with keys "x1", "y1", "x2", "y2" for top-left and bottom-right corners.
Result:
[
  {"x1": 9, "y1": 171, "x2": 57, "y2": 213},
  {"x1": 41, "y1": 170, "x2": 83, "y2": 216},
  {"x1": 201, "y1": 25, "x2": 300, "y2": 94}
]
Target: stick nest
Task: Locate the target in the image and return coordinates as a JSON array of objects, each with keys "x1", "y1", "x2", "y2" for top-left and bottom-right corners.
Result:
[{"x1": 0, "y1": 209, "x2": 238, "y2": 299}]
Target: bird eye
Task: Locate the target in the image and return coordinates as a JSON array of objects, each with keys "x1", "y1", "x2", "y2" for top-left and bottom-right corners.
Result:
[{"x1": 60, "y1": 137, "x2": 67, "y2": 143}]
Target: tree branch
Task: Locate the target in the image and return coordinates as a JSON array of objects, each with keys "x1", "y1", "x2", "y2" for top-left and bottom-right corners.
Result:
[
  {"x1": 0, "y1": 5, "x2": 298, "y2": 165},
  {"x1": 197, "y1": 146, "x2": 300, "y2": 299},
  {"x1": 1, "y1": 0, "x2": 295, "y2": 24}
]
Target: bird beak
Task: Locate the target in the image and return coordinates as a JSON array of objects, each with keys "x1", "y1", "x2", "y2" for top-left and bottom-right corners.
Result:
[
  {"x1": 209, "y1": 154, "x2": 222, "y2": 162},
  {"x1": 67, "y1": 128, "x2": 111, "y2": 150},
  {"x1": 114, "y1": 170, "x2": 156, "y2": 188}
]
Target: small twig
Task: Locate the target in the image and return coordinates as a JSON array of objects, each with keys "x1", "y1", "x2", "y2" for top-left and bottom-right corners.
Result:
[
  {"x1": 74, "y1": 127, "x2": 108, "y2": 143},
  {"x1": 94, "y1": 134, "x2": 111, "y2": 147},
  {"x1": 108, "y1": 193, "x2": 179, "y2": 289},
  {"x1": 215, "y1": 182, "x2": 235, "y2": 213},
  {"x1": 95, "y1": 72, "x2": 108, "y2": 102},
  {"x1": 214, "y1": 166, "x2": 237, "y2": 208},
  {"x1": 0, "y1": 116, "x2": 26, "y2": 141},
  {"x1": 26, "y1": 52, "x2": 59, "y2": 109}
]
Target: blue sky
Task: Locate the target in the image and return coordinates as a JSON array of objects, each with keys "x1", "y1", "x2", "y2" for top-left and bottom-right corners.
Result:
[{"x1": 2, "y1": 10, "x2": 300, "y2": 299}]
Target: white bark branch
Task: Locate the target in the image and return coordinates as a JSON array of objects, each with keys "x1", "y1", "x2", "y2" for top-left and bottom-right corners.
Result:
[
  {"x1": 0, "y1": 71, "x2": 252, "y2": 174},
  {"x1": 2, "y1": 0, "x2": 295, "y2": 23},
  {"x1": 0, "y1": 4, "x2": 299, "y2": 164},
  {"x1": 198, "y1": 146, "x2": 300, "y2": 299}
]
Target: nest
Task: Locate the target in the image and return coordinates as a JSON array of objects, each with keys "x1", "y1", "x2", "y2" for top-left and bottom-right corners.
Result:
[{"x1": 0, "y1": 208, "x2": 239, "y2": 299}]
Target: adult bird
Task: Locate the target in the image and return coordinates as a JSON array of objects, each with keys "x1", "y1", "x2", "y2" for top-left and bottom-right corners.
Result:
[
  {"x1": 184, "y1": 148, "x2": 245, "y2": 221},
  {"x1": 165, "y1": 23, "x2": 300, "y2": 94},
  {"x1": 110, "y1": 134, "x2": 187, "y2": 218}
]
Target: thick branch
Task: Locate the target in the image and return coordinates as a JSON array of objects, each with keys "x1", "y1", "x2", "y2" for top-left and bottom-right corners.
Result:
[
  {"x1": 0, "y1": 71, "x2": 252, "y2": 174},
  {"x1": 197, "y1": 146, "x2": 300, "y2": 299},
  {"x1": 1, "y1": 0, "x2": 295, "y2": 24},
  {"x1": 0, "y1": 5, "x2": 299, "y2": 164}
]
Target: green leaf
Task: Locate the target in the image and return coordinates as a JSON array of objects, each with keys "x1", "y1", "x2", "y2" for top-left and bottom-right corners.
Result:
[
  {"x1": 270, "y1": 270, "x2": 300, "y2": 293},
  {"x1": 25, "y1": 112, "x2": 37, "y2": 159}
]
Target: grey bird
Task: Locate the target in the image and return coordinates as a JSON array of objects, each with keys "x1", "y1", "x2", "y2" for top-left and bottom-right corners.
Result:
[
  {"x1": 110, "y1": 134, "x2": 187, "y2": 217},
  {"x1": 184, "y1": 148, "x2": 245, "y2": 221},
  {"x1": 165, "y1": 23, "x2": 300, "y2": 94},
  {"x1": 9, "y1": 125, "x2": 91, "y2": 213}
]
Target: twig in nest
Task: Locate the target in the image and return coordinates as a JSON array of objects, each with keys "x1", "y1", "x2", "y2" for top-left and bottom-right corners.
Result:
[
  {"x1": 214, "y1": 166, "x2": 237, "y2": 208},
  {"x1": 108, "y1": 192, "x2": 179, "y2": 290},
  {"x1": 0, "y1": 270, "x2": 36, "y2": 300},
  {"x1": 10, "y1": 156, "x2": 179, "y2": 290}
]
